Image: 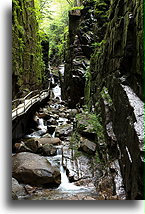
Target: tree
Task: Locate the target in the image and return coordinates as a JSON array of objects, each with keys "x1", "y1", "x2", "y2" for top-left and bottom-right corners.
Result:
[{"x1": 37, "y1": 0, "x2": 75, "y2": 65}]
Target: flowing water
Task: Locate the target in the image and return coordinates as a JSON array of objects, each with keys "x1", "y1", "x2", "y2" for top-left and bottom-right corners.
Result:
[
  {"x1": 19, "y1": 68, "x2": 99, "y2": 200},
  {"x1": 25, "y1": 118, "x2": 47, "y2": 139},
  {"x1": 17, "y1": 65, "x2": 125, "y2": 200}
]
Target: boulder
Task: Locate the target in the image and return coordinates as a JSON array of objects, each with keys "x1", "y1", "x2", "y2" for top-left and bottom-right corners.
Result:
[
  {"x1": 67, "y1": 109, "x2": 78, "y2": 119},
  {"x1": 14, "y1": 139, "x2": 39, "y2": 153},
  {"x1": 12, "y1": 178, "x2": 27, "y2": 199},
  {"x1": 79, "y1": 138, "x2": 97, "y2": 155},
  {"x1": 36, "y1": 137, "x2": 62, "y2": 146},
  {"x1": 14, "y1": 142, "x2": 33, "y2": 153},
  {"x1": 55, "y1": 124, "x2": 73, "y2": 139},
  {"x1": 38, "y1": 144, "x2": 57, "y2": 156},
  {"x1": 76, "y1": 114, "x2": 97, "y2": 140},
  {"x1": 76, "y1": 117, "x2": 89, "y2": 133},
  {"x1": 59, "y1": 112, "x2": 66, "y2": 118},
  {"x1": 37, "y1": 112, "x2": 50, "y2": 120},
  {"x1": 12, "y1": 152, "x2": 61, "y2": 186},
  {"x1": 41, "y1": 133, "x2": 52, "y2": 138},
  {"x1": 14, "y1": 138, "x2": 61, "y2": 155},
  {"x1": 24, "y1": 139, "x2": 39, "y2": 152}
]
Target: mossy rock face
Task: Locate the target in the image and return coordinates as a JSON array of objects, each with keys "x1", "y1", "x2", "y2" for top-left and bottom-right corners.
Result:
[
  {"x1": 76, "y1": 111, "x2": 104, "y2": 142},
  {"x1": 12, "y1": 0, "x2": 45, "y2": 99},
  {"x1": 88, "y1": 0, "x2": 144, "y2": 200}
]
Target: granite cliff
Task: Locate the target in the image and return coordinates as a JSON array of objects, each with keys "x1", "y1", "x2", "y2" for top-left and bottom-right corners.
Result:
[{"x1": 62, "y1": 0, "x2": 144, "y2": 199}]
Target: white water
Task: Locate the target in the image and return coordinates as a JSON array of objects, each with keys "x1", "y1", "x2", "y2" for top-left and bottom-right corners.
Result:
[
  {"x1": 50, "y1": 75, "x2": 55, "y2": 85},
  {"x1": 57, "y1": 117, "x2": 68, "y2": 126},
  {"x1": 51, "y1": 131, "x2": 56, "y2": 138},
  {"x1": 58, "y1": 166, "x2": 82, "y2": 192},
  {"x1": 52, "y1": 85, "x2": 61, "y2": 101},
  {"x1": 38, "y1": 118, "x2": 47, "y2": 132},
  {"x1": 51, "y1": 67, "x2": 62, "y2": 101},
  {"x1": 25, "y1": 118, "x2": 47, "y2": 138},
  {"x1": 59, "y1": 64, "x2": 64, "y2": 76}
]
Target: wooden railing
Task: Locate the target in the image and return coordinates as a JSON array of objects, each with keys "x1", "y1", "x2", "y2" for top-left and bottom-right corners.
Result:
[{"x1": 12, "y1": 88, "x2": 50, "y2": 120}]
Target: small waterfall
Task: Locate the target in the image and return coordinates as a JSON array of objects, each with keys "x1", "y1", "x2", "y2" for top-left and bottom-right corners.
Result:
[
  {"x1": 51, "y1": 76, "x2": 55, "y2": 85},
  {"x1": 58, "y1": 166, "x2": 81, "y2": 192},
  {"x1": 59, "y1": 64, "x2": 64, "y2": 76},
  {"x1": 25, "y1": 118, "x2": 47, "y2": 138},
  {"x1": 38, "y1": 118, "x2": 47, "y2": 132},
  {"x1": 52, "y1": 85, "x2": 61, "y2": 101},
  {"x1": 57, "y1": 146, "x2": 86, "y2": 192},
  {"x1": 51, "y1": 131, "x2": 56, "y2": 138},
  {"x1": 50, "y1": 68, "x2": 62, "y2": 101}
]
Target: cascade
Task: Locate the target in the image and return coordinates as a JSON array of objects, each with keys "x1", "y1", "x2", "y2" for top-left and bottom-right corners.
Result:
[
  {"x1": 12, "y1": 64, "x2": 126, "y2": 200},
  {"x1": 52, "y1": 85, "x2": 61, "y2": 101},
  {"x1": 58, "y1": 166, "x2": 82, "y2": 192},
  {"x1": 25, "y1": 118, "x2": 47, "y2": 138}
]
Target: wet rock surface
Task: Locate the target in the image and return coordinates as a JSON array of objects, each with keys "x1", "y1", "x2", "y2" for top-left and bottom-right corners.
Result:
[
  {"x1": 55, "y1": 124, "x2": 73, "y2": 139},
  {"x1": 12, "y1": 178, "x2": 27, "y2": 200},
  {"x1": 79, "y1": 138, "x2": 97, "y2": 155},
  {"x1": 12, "y1": 78, "x2": 126, "y2": 200},
  {"x1": 12, "y1": 152, "x2": 61, "y2": 187}
]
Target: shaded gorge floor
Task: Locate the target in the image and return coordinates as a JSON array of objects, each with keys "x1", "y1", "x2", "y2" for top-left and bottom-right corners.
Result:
[{"x1": 12, "y1": 74, "x2": 126, "y2": 200}]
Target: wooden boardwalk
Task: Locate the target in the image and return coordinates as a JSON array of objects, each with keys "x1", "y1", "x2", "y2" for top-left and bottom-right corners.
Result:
[{"x1": 12, "y1": 89, "x2": 50, "y2": 120}]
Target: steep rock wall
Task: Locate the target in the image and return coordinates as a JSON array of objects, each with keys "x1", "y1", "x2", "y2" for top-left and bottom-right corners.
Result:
[
  {"x1": 12, "y1": 0, "x2": 44, "y2": 99},
  {"x1": 62, "y1": 9, "x2": 85, "y2": 107},
  {"x1": 62, "y1": 3, "x2": 99, "y2": 108},
  {"x1": 63, "y1": 0, "x2": 144, "y2": 199},
  {"x1": 62, "y1": 0, "x2": 110, "y2": 108},
  {"x1": 91, "y1": 0, "x2": 144, "y2": 199}
]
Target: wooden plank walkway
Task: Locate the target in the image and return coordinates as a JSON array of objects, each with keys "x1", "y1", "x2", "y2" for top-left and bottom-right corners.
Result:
[{"x1": 12, "y1": 89, "x2": 49, "y2": 120}]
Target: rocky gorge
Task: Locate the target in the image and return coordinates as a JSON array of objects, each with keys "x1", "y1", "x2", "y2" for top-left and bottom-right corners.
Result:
[
  {"x1": 12, "y1": 77, "x2": 126, "y2": 200},
  {"x1": 62, "y1": 0, "x2": 144, "y2": 199},
  {"x1": 12, "y1": 0, "x2": 144, "y2": 200}
]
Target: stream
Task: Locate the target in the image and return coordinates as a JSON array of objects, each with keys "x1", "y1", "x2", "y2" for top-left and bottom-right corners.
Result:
[
  {"x1": 13, "y1": 66, "x2": 126, "y2": 200},
  {"x1": 17, "y1": 69, "x2": 98, "y2": 200}
]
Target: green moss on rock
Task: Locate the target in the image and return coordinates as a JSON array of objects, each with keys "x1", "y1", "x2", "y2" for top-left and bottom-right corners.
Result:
[{"x1": 12, "y1": 0, "x2": 45, "y2": 99}]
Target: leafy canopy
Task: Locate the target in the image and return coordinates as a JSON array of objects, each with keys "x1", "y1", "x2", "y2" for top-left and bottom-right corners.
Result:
[{"x1": 35, "y1": 0, "x2": 75, "y2": 64}]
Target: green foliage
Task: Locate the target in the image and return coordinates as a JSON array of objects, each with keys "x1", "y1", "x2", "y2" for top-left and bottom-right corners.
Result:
[
  {"x1": 37, "y1": 0, "x2": 75, "y2": 65},
  {"x1": 91, "y1": 39, "x2": 106, "y2": 48},
  {"x1": 76, "y1": 108, "x2": 105, "y2": 143},
  {"x1": 94, "y1": 150, "x2": 101, "y2": 163},
  {"x1": 101, "y1": 86, "x2": 113, "y2": 106},
  {"x1": 70, "y1": 5, "x2": 84, "y2": 10},
  {"x1": 84, "y1": 67, "x2": 91, "y2": 81},
  {"x1": 90, "y1": 40, "x2": 106, "y2": 65},
  {"x1": 70, "y1": 132, "x2": 82, "y2": 158},
  {"x1": 12, "y1": 0, "x2": 45, "y2": 98}
]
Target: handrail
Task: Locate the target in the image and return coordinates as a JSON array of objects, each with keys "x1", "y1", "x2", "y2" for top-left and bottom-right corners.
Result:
[{"x1": 12, "y1": 87, "x2": 50, "y2": 120}]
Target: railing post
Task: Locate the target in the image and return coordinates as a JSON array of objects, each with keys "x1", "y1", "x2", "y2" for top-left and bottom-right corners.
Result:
[
  {"x1": 12, "y1": 87, "x2": 50, "y2": 120},
  {"x1": 24, "y1": 100, "x2": 25, "y2": 113},
  {"x1": 16, "y1": 107, "x2": 18, "y2": 117},
  {"x1": 39, "y1": 91, "x2": 41, "y2": 101}
]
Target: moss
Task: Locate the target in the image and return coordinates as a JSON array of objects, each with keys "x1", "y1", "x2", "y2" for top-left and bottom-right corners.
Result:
[
  {"x1": 94, "y1": 150, "x2": 101, "y2": 163},
  {"x1": 100, "y1": 86, "x2": 113, "y2": 106},
  {"x1": 12, "y1": 0, "x2": 45, "y2": 99},
  {"x1": 76, "y1": 109, "x2": 105, "y2": 143},
  {"x1": 70, "y1": 132, "x2": 82, "y2": 158}
]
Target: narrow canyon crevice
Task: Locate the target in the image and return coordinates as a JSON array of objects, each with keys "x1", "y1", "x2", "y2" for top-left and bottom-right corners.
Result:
[{"x1": 12, "y1": 0, "x2": 144, "y2": 200}]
